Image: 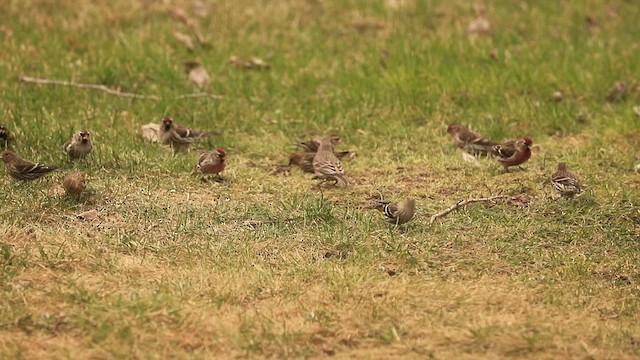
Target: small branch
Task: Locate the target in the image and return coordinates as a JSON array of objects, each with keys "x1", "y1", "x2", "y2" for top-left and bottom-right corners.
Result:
[
  {"x1": 20, "y1": 76, "x2": 161, "y2": 100},
  {"x1": 430, "y1": 195, "x2": 512, "y2": 224},
  {"x1": 19, "y1": 76, "x2": 223, "y2": 100},
  {"x1": 174, "y1": 92, "x2": 223, "y2": 99}
]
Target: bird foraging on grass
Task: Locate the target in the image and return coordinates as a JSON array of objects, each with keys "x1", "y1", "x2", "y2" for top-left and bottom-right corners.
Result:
[
  {"x1": 0, "y1": 150, "x2": 58, "y2": 181},
  {"x1": 375, "y1": 198, "x2": 416, "y2": 225},
  {"x1": 63, "y1": 129, "x2": 93, "y2": 160},
  {"x1": 0, "y1": 123, "x2": 11, "y2": 149},
  {"x1": 63, "y1": 172, "x2": 87, "y2": 197},
  {"x1": 312, "y1": 136, "x2": 350, "y2": 186},
  {"x1": 447, "y1": 124, "x2": 497, "y2": 155},
  {"x1": 196, "y1": 148, "x2": 226, "y2": 180},
  {"x1": 159, "y1": 116, "x2": 217, "y2": 152},
  {"x1": 289, "y1": 150, "x2": 350, "y2": 174},
  {"x1": 491, "y1": 137, "x2": 533, "y2": 172},
  {"x1": 551, "y1": 163, "x2": 583, "y2": 198}
]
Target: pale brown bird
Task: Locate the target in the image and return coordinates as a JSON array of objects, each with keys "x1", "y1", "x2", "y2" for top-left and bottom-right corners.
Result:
[
  {"x1": 447, "y1": 124, "x2": 497, "y2": 155},
  {"x1": 159, "y1": 116, "x2": 217, "y2": 152},
  {"x1": 0, "y1": 150, "x2": 58, "y2": 181},
  {"x1": 375, "y1": 198, "x2": 416, "y2": 225},
  {"x1": 312, "y1": 136, "x2": 349, "y2": 185},
  {"x1": 63, "y1": 172, "x2": 87, "y2": 197},
  {"x1": 196, "y1": 148, "x2": 226, "y2": 179},
  {"x1": 606, "y1": 80, "x2": 627, "y2": 102},
  {"x1": 0, "y1": 123, "x2": 11, "y2": 149},
  {"x1": 289, "y1": 150, "x2": 350, "y2": 174},
  {"x1": 298, "y1": 136, "x2": 340, "y2": 153},
  {"x1": 551, "y1": 163, "x2": 583, "y2": 198},
  {"x1": 63, "y1": 129, "x2": 93, "y2": 160}
]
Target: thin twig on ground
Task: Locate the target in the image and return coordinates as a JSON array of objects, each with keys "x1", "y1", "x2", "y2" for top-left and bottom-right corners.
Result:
[
  {"x1": 19, "y1": 76, "x2": 222, "y2": 100},
  {"x1": 430, "y1": 195, "x2": 513, "y2": 224}
]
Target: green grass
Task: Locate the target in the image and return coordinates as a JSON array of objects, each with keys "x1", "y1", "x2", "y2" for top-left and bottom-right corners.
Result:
[{"x1": 1, "y1": 0, "x2": 640, "y2": 358}]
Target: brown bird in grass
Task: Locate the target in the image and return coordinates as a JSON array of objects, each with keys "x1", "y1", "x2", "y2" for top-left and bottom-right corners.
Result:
[
  {"x1": 0, "y1": 124, "x2": 11, "y2": 149},
  {"x1": 196, "y1": 148, "x2": 226, "y2": 180},
  {"x1": 551, "y1": 163, "x2": 583, "y2": 198},
  {"x1": 289, "y1": 150, "x2": 350, "y2": 174},
  {"x1": 159, "y1": 116, "x2": 217, "y2": 152},
  {"x1": 312, "y1": 136, "x2": 350, "y2": 186},
  {"x1": 446, "y1": 124, "x2": 497, "y2": 155},
  {"x1": 63, "y1": 129, "x2": 93, "y2": 160},
  {"x1": 606, "y1": 80, "x2": 628, "y2": 102},
  {"x1": 63, "y1": 172, "x2": 87, "y2": 197},
  {"x1": 375, "y1": 198, "x2": 416, "y2": 225},
  {"x1": 298, "y1": 135, "x2": 341, "y2": 153},
  {"x1": 491, "y1": 137, "x2": 533, "y2": 171},
  {"x1": 0, "y1": 150, "x2": 58, "y2": 181}
]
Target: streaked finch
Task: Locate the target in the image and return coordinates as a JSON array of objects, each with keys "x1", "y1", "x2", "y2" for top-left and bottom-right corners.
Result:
[
  {"x1": 375, "y1": 198, "x2": 416, "y2": 225},
  {"x1": 196, "y1": 148, "x2": 226, "y2": 179},
  {"x1": 447, "y1": 124, "x2": 497, "y2": 155},
  {"x1": 63, "y1": 129, "x2": 93, "y2": 160},
  {"x1": 0, "y1": 123, "x2": 11, "y2": 149},
  {"x1": 312, "y1": 136, "x2": 350, "y2": 186},
  {"x1": 492, "y1": 137, "x2": 533, "y2": 171},
  {"x1": 63, "y1": 172, "x2": 87, "y2": 197},
  {"x1": 551, "y1": 162, "x2": 583, "y2": 198},
  {"x1": 159, "y1": 116, "x2": 217, "y2": 152},
  {"x1": 1, "y1": 150, "x2": 58, "y2": 181},
  {"x1": 289, "y1": 150, "x2": 350, "y2": 174}
]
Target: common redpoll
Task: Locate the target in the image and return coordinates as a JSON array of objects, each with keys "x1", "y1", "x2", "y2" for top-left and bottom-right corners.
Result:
[
  {"x1": 63, "y1": 172, "x2": 87, "y2": 197},
  {"x1": 375, "y1": 198, "x2": 416, "y2": 225},
  {"x1": 289, "y1": 150, "x2": 350, "y2": 174},
  {"x1": 0, "y1": 150, "x2": 58, "y2": 181},
  {"x1": 298, "y1": 136, "x2": 340, "y2": 153},
  {"x1": 492, "y1": 137, "x2": 533, "y2": 171},
  {"x1": 196, "y1": 148, "x2": 226, "y2": 179},
  {"x1": 159, "y1": 116, "x2": 217, "y2": 152},
  {"x1": 63, "y1": 129, "x2": 93, "y2": 160},
  {"x1": 447, "y1": 124, "x2": 497, "y2": 155},
  {"x1": 0, "y1": 123, "x2": 11, "y2": 149},
  {"x1": 551, "y1": 163, "x2": 583, "y2": 198},
  {"x1": 312, "y1": 136, "x2": 350, "y2": 186}
]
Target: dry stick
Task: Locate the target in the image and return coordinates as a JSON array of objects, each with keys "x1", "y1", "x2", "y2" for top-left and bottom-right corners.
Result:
[
  {"x1": 429, "y1": 195, "x2": 512, "y2": 224},
  {"x1": 19, "y1": 76, "x2": 222, "y2": 100}
]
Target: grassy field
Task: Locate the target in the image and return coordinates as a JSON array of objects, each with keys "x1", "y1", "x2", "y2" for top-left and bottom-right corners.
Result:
[{"x1": 1, "y1": 0, "x2": 640, "y2": 358}]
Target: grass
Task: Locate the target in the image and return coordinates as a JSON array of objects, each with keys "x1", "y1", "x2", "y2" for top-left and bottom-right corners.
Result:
[{"x1": 1, "y1": 0, "x2": 640, "y2": 358}]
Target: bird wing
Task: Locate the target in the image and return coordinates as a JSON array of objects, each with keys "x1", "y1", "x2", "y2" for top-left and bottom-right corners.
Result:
[{"x1": 15, "y1": 161, "x2": 57, "y2": 174}]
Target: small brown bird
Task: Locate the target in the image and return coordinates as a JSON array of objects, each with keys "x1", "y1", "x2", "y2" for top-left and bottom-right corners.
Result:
[
  {"x1": 551, "y1": 163, "x2": 583, "y2": 198},
  {"x1": 312, "y1": 136, "x2": 350, "y2": 186},
  {"x1": 447, "y1": 124, "x2": 497, "y2": 155},
  {"x1": 298, "y1": 136, "x2": 341, "y2": 153},
  {"x1": 491, "y1": 137, "x2": 533, "y2": 171},
  {"x1": 0, "y1": 123, "x2": 11, "y2": 149},
  {"x1": 63, "y1": 172, "x2": 87, "y2": 197},
  {"x1": 63, "y1": 129, "x2": 93, "y2": 160},
  {"x1": 196, "y1": 148, "x2": 226, "y2": 179},
  {"x1": 159, "y1": 116, "x2": 217, "y2": 152},
  {"x1": 0, "y1": 150, "x2": 58, "y2": 181},
  {"x1": 606, "y1": 80, "x2": 628, "y2": 102},
  {"x1": 375, "y1": 198, "x2": 416, "y2": 225},
  {"x1": 289, "y1": 150, "x2": 350, "y2": 174}
]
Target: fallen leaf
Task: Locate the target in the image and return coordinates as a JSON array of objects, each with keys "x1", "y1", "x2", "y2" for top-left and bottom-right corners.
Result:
[
  {"x1": 247, "y1": 57, "x2": 270, "y2": 70},
  {"x1": 191, "y1": 0, "x2": 210, "y2": 18},
  {"x1": 552, "y1": 91, "x2": 563, "y2": 102},
  {"x1": 468, "y1": 16, "x2": 491, "y2": 35},
  {"x1": 76, "y1": 209, "x2": 98, "y2": 221},
  {"x1": 140, "y1": 123, "x2": 160, "y2": 142},
  {"x1": 184, "y1": 61, "x2": 210, "y2": 89},
  {"x1": 462, "y1": 151, "x2": 481, "y2": 166},
  {"x1": 173, "y1": 31, "x2": 194, "y2": 50}
]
